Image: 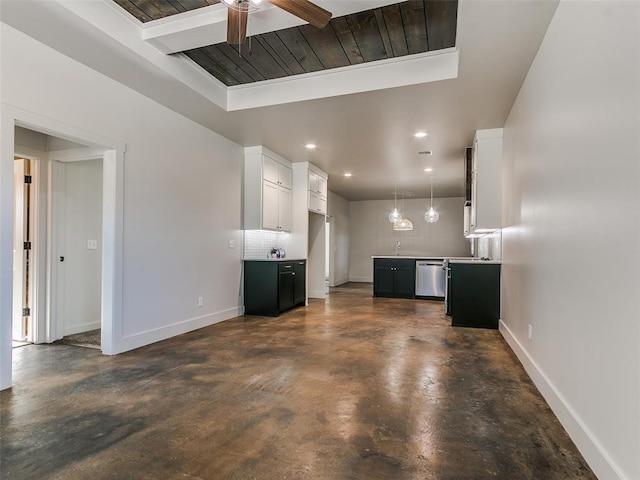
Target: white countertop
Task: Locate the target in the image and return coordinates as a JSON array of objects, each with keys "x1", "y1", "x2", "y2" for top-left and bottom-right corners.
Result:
[
  {"x1": 243, "y1": 258, "x2": 306, "y2": 262},
  {"x1": 371, "y1": 255, "x2": 501, "y2": 264},
  {"x1": 372, "y1": 256, "x2": 447, "y2": 260}
]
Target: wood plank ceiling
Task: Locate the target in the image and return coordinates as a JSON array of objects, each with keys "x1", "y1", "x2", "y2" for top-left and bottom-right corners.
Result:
[{"x1": 113, "y1": 0, "x2": 458, "y2": 87}]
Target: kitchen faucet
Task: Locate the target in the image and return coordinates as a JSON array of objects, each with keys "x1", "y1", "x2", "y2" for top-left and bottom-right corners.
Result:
[{"x1": 395, "y1": 240, "x2": 401, "y2": 256}]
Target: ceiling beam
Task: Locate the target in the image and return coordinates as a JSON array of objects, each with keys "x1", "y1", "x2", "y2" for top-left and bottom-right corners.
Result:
[{"x1": 142, "y1": 0, "x2": 404, "y2": 54}]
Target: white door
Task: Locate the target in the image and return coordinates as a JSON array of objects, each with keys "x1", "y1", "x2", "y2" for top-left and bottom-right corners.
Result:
[
  {"x1": 12, "y1": 159, "x2": 27, "y2": 341},
  {"x1": 262, "y1": 179, "x2": 279, "y2": 230},
  {"x1": 278, "y1": 186, "x2": 292, "y2": 232},
  {"x1": 54, "y1": 159, "x2": 103, "y2": 339}
]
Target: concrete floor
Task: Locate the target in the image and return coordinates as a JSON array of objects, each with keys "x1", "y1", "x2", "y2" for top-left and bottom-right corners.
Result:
[{"x1": 1, "y1": 283, "x2": 595, "y2": 479}]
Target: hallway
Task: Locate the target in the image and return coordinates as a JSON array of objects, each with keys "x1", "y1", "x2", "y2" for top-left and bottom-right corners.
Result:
[{"x1": 1, "y1": 283, "x2": 594, "y2": 479}]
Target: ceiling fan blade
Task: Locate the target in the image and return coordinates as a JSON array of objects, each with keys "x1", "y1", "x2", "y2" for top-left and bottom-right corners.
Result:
[
  {"x1": 227, "y1": 7, "x2": 248, "y2": 45},
  {"x1": 269, "y1": 0, "x2": 332, "y2": 29}
]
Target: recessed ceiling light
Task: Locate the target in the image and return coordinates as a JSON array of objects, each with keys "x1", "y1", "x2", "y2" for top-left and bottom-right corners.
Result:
[
  {"x1": 305, "y1": 143, "x2": 317, "y2": 149},
  {"x1": 414, "y1": 132, "x2": 427, "y2": 138},
  {"x1": 424, "y1": 168, "x2": 433, "y2": 172},
  {"x1": 344, "y1": 173, "x2": 352, "y2": 177}
]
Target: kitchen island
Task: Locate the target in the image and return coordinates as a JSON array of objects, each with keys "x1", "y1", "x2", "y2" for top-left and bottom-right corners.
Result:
[{"x1": 372, "y1": 256, "x2": 502, "y2": 329}]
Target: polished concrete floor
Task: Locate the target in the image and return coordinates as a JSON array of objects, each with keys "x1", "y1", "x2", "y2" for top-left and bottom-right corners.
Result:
[{"x1": 1, "y1": 283, "x2": 595, "y2": 479}]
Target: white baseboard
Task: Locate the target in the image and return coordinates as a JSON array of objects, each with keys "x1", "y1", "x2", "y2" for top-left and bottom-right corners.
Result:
[
  {"x1": 308, "y1": 289, "x2": 326, "y2": 299},
  {"x1": 348, "y1": 276, "x2": 372, "y2": 283},
  {"x1": 63, "y1": 321, "x2": 101, "y2": 337},
  {"x1": 115, "y1": 306, "x2": 242, "y2": 354},
  {"x1": 499, "y1": 320, "x2": 624, "y2": 480}
]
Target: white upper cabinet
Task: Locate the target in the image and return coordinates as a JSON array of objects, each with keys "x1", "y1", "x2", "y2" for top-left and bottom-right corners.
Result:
[
  {"x1": 308, "y1": 168, "x2": 328, "y2": 215},
  {"x1": 264, "y1": 155, "x2": 292, "y2": 189},
  {"x1": 244, "y1": 147, "x2": 293, "y2": 232},
  {"x1": 470, "y1": 128, "x2": 503, "y2": 233}
]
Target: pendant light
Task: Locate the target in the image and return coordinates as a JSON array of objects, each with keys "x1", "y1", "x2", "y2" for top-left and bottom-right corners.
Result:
[
  {"x1": 425, "y1": 175, "x2": 439, "y2": 223},
  {"x1": 388, "y1": 180, "x2": 402, "y2": 224},
  {"x1": 393, "y1": 192, "x2": 413, "y2": 231}
]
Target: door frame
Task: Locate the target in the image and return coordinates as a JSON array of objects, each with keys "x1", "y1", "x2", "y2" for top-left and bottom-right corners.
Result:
[
  {"x1": 12, "y1": 154, "x2": 39, "y2": 344},
  {"x1": 1, "y1": 105, "x2": 126, "y2": 390},
  {"x1": 48, "y1": 151, "x2": 105, "y2": 342}
]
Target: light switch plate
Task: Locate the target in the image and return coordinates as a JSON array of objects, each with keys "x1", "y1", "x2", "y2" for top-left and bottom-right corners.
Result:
[
  {"x1": 228, "y1": 240, "x2": 235, "y2": 249},
  {"x1": 87, "y1": 240, "x2": 98, "y2": 250}
]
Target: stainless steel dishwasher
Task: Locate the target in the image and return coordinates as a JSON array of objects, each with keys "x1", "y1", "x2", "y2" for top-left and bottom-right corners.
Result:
[{"x1": 415, "y1": 260, "x2": 446, "y2": 298}]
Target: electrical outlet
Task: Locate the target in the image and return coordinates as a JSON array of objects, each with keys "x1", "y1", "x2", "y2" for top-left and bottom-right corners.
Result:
[
  {"x1": 228, "y1": 240, "x2": 235, "y2": 249},
  {"x1": 527, "y1": 324, "x2": 533, "y2": 341},
  {"x1": 197, "y1": 297, "x2": 203, "y2": 307},
  {"x1": 87, "y1": 239, "x2": 98, "y2": 250}
]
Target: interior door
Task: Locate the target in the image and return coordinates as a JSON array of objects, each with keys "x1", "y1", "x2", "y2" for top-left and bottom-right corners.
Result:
[{"x1": 12, "y1": 158, "x2": 28, "y2": 341}]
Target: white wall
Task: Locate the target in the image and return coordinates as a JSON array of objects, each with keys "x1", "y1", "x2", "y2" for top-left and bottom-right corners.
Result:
[
  {"x1": 500, "y1": 2, "x2": 640, "y2": 479},
  {"x1": 58, "y1": 159, "x2": 102, "y2": 336},
  {"x1": 1, "y1": 23, "x2": 244, "y2": 389},
  {"x1": 327, "y1": 191, "x2": 350, "y2": 286},
  {"x1": 307, "y1": 212, "x2": 326, "y2": 298},
  {"x1": 349, "y1": 197, "x2": 470, "y2": 282}
]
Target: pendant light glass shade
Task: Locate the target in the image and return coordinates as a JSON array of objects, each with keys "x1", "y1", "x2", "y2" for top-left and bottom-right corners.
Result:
[
  {"x1": 388, "y1": 208, "x2": 402, "y2": 224},
  {"x1": 389, "y1": 180, "x2": 402, "y2": 223},
  {"x1": 393, "y1": 217, "x2": 414, "y2": 231},
  {"x1": 425, "y1": 206, "x2": 440, "y2": 223},
  {"x1": 425, "y1": 175, "x2": 439, "y2": 223}
]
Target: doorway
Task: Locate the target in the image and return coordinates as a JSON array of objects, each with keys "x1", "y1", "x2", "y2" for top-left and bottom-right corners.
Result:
[
  {"x1": 51, "y1": 158, "x2": 103, "y2": 347},
  {"x1": 12, "y1": 156, "x2": 35, "y2": 347}
]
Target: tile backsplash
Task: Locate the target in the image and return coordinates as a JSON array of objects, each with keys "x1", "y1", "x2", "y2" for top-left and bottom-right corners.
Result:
[
  {"x1": 244, "y1": 230, "x2": 290, "y2": 258},
  {"x1": 477, "y1": 231, "x2": 502, "y2": 260}
]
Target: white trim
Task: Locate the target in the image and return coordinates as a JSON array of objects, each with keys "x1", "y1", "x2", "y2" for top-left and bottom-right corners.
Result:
[
  {"x1": 0, "y1": 112, "x2": 15, "y2": 390},
  {"x1": 117, "y1": 307, "x2": 242, "y2": 353},
  {"x1": 0, "y1": 103, "x2": 125, "y2": 389},
  {"x1": 307, "y1": 289, "x2": 327, "y2": 299},
  {"x1": 499, "y1": 320, "x2": 625, "y2": 480},
  {"x1": 227, "y1": 49, "x2": 459, "y2": 111},
  {"x1": 142, "y1": 0, "x2": 404, "y2": 54},
  {"x1": 63, "y1": 321, "x2": 101, "y2": 337},
  {"x1": 349, "y1": 276, "x2": 372, "y2": 283}
]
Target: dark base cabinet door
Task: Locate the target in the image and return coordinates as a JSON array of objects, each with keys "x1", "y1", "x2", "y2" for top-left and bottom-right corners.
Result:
[
  {"x1": 373, "y1": 259, "x2": 416, "y2": 298},
  {"x1": 450, "y1": 263, "x2": 500, "y2": 329},
  {"x1": 394, "y1": 265, "x2": 416, "y2": 298},
  {"x1": 373, "y1": 265, "x2": 395, "y2": 296},
  {"x1": 293, "y1": 261, "x2": 306, "y2": 305},
  {"x1": 278, "y1": 270, "x2": 294, "y2": 312}
]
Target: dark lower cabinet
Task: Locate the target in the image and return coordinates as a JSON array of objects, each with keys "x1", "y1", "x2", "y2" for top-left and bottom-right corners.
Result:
[
  {"x1": 450, "y1": 262, "x2": 501, "y2": 329},
  {"x1": 373, "y1": 258, "x2": 415, "y2": 299},
  {"x1": 244, "y1": 260, "x2": 306, "y2": 316}
]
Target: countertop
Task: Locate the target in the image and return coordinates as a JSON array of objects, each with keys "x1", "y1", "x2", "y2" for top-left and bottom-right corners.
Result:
[
  {"x1": 371, "y1": 255, "x2": 501, "y2": 264},
  {"x1": 243, "y1": 258, "x2": 306, "y2": 262}
]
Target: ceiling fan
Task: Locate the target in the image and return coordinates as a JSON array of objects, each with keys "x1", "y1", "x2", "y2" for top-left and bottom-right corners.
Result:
[{"x1": 223, "y1": 0, "x2": 332, "y2": 45}]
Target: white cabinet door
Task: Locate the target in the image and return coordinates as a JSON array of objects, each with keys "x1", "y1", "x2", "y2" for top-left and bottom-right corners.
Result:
[
  {"x1": 262, "y1": 180, "x2": 279, "y2": 230},
  {"x1": 279, "y1": 165, "x2": 292, "y2": 190},
  {"x1": 318, "y1": 195, "x2": 327, "y2": 215},
  {"x1": 470, "y1": 139, "x2": 478, "y2": 230},
  {"x1": 279, "y1": 186, "x2": 292, "y2": 231},
  {"x1": 263, "y1": 156, "x2": 279, "y2": 185},
  {"x1": 309, "y1": 170, "x2": 319, "y2": 193},
  {"x1": 470, "y1": 129, "x2": 502, "y2": 233},
  {"x1": 318, "y1": 175, "x2": 327, "y2": 198},
  {"x1": 309, "y1": 191, "x2": 319, "y2": 212}
]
